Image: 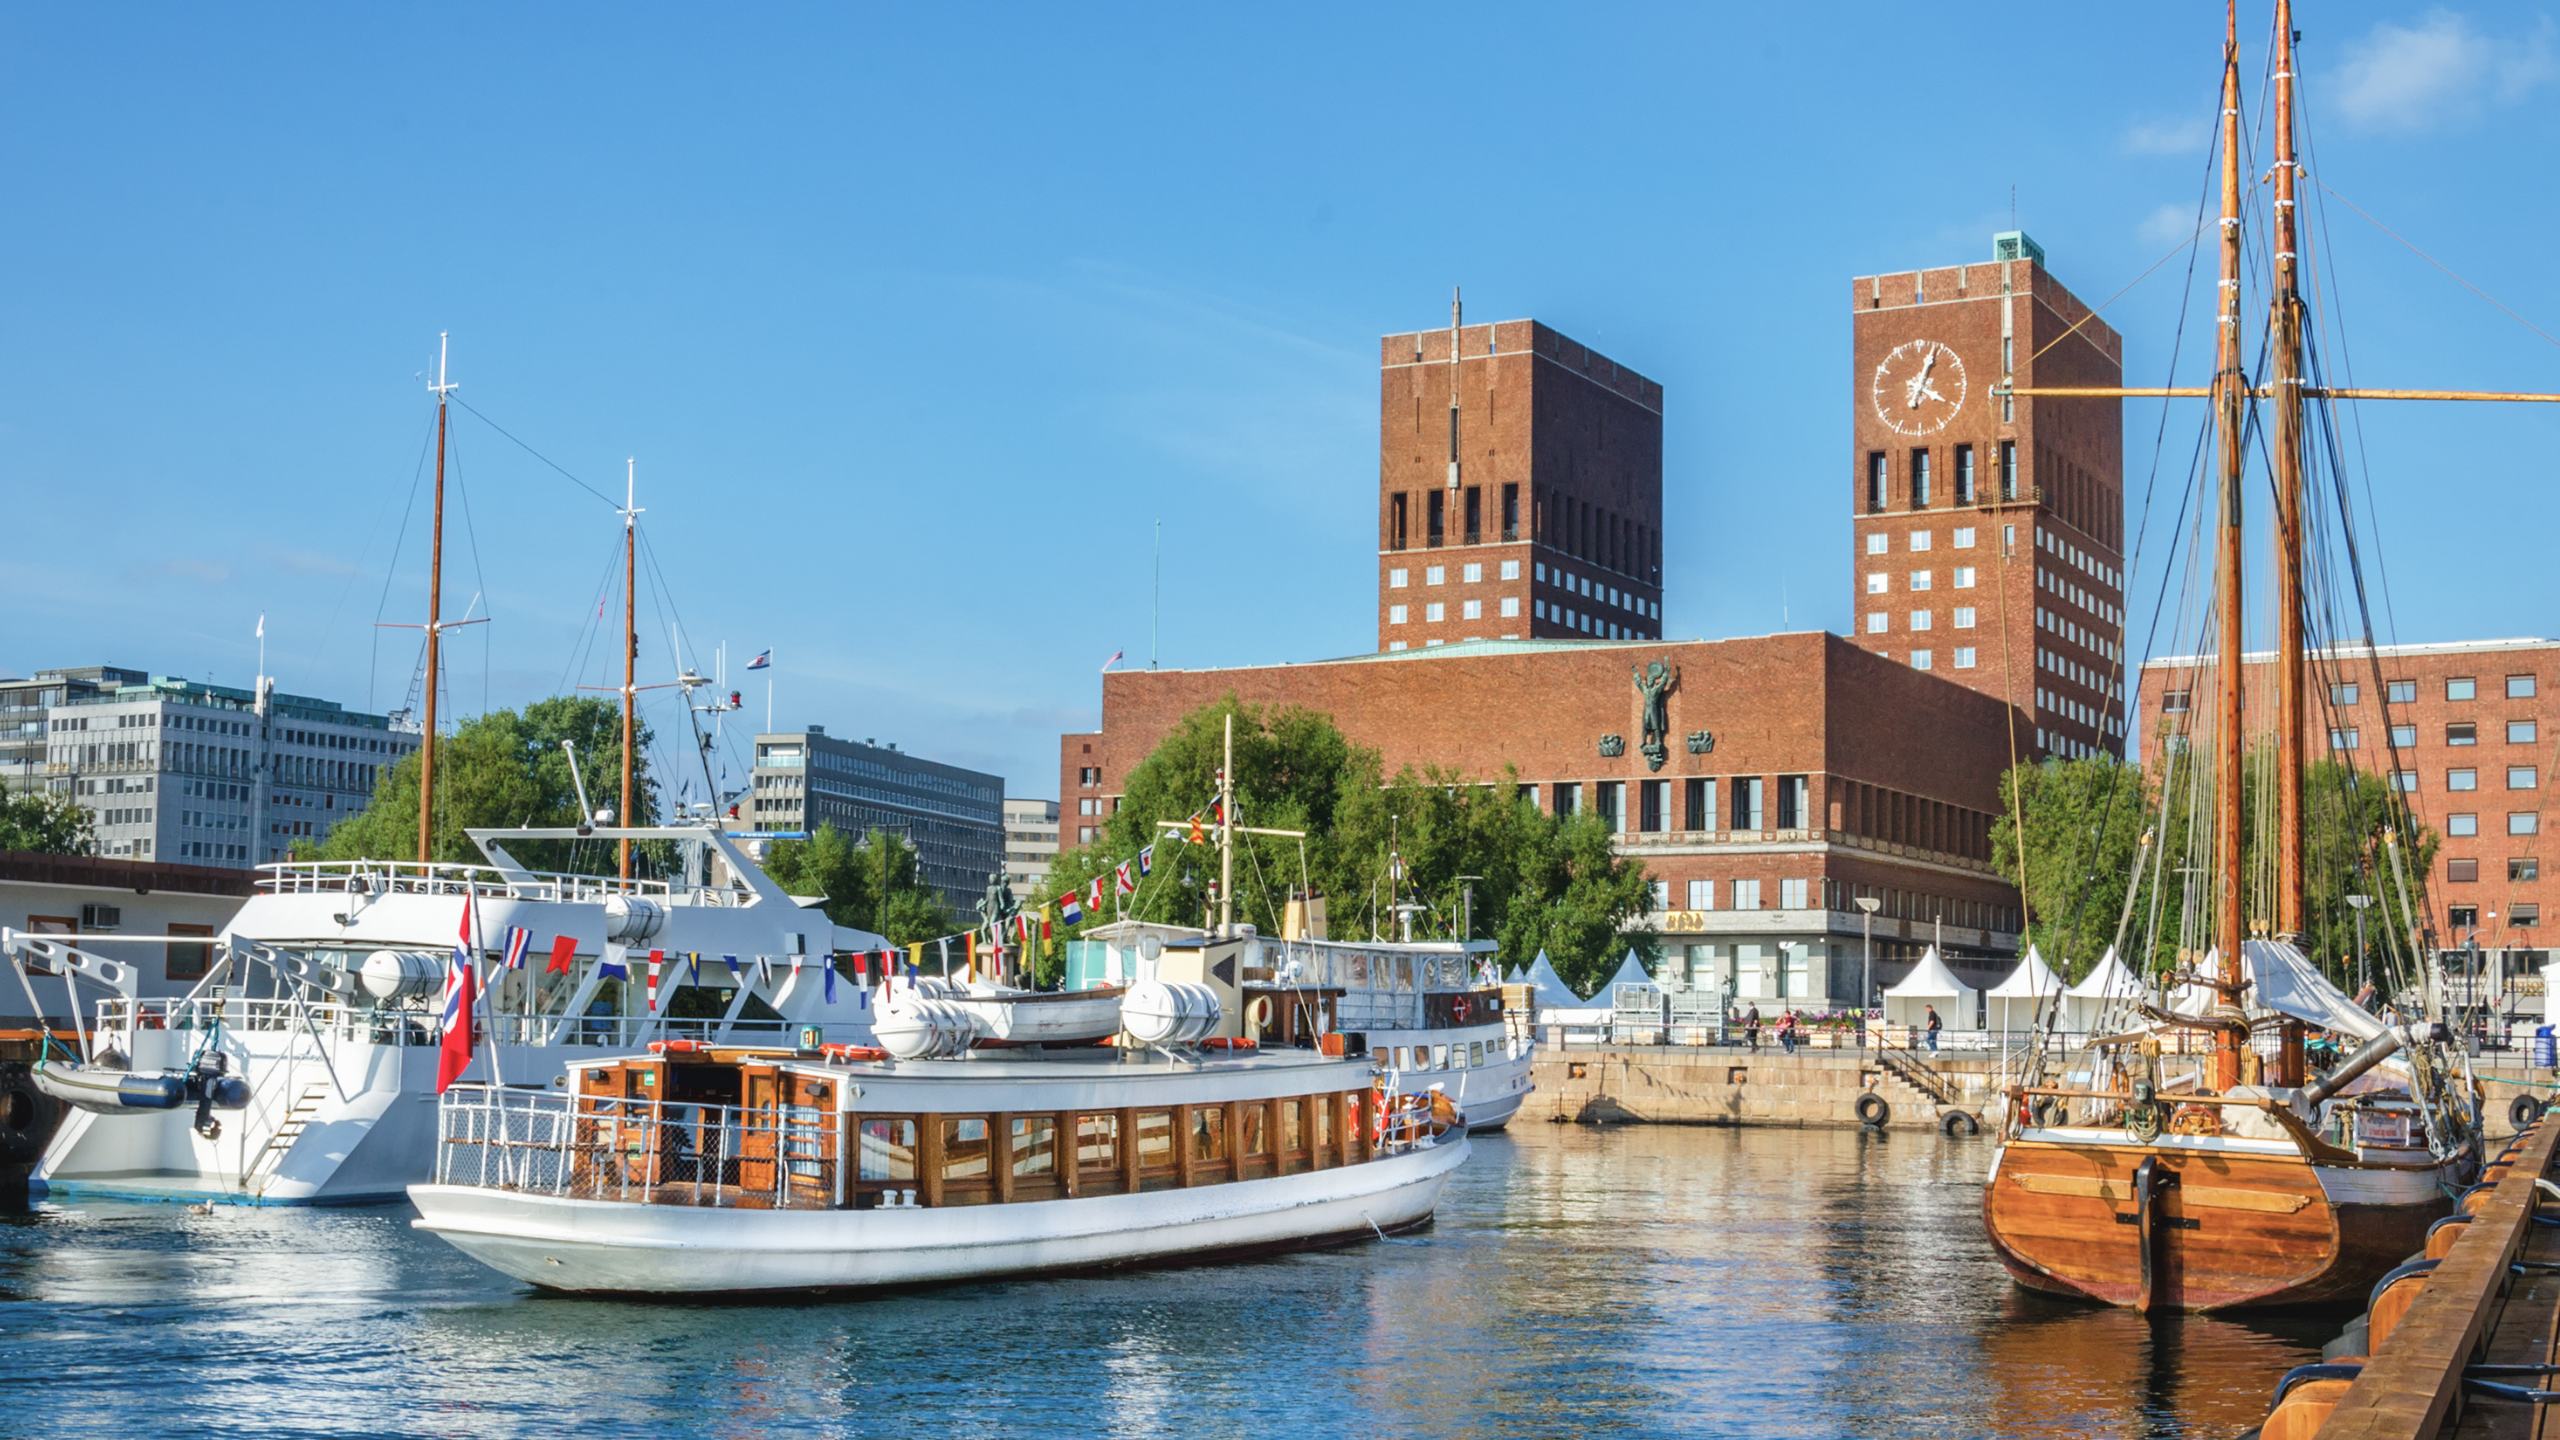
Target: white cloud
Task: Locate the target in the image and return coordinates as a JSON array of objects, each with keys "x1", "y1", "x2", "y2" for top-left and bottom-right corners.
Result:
[
  {"x1": 2122, "y1": 114, "x2": 2206, "y2": 157},
  {"x1": 2137, "y1": 201, "x2": 2207, "y2": 252},
  {"x1": 2329, "y1": 9, "x2": 2558, "y2": 133}
]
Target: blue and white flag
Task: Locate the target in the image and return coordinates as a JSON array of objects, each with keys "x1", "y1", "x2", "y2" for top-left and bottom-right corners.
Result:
[
  {"x1": 746, "y1": 649, "x2": 771, "y2": 671},
  {"x1": 722, "y1": 953, "x2": 741, "y2": 981},
  {"x1": 501, "y1": 926, "x2": 531, "y2": 971},
  {"x1": 597, "y1": 943, "x2": 629, "y2": 982}
]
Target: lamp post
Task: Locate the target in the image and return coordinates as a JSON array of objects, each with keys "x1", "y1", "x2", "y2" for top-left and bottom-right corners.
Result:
[
  {"x1": 2345, "y1": 893, "x2": 2372, "y2": 999},
  {"x1": 1854, "y1": 896, "x2": 1882, "y2": 1040}
]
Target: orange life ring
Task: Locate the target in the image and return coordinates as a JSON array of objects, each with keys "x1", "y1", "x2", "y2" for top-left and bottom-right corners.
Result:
[
  {"x1": 821, "y1": 1043, "x2": 888, "y2": 1063},
  {"x1": 1452, "y1": 995, "x2": 1471, "y2": 1023},
  {"x1": 648, "y1": 1038, "x2": 708, "y2": 1056},
  {"x1": 1201, "y1": 1036, "x2": 1258, "y2": 1051}
]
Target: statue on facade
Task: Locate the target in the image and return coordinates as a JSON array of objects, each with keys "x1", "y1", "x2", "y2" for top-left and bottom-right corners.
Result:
[{"x1": 1633, "y1": 660, "x2": 1679, "y2": 771}]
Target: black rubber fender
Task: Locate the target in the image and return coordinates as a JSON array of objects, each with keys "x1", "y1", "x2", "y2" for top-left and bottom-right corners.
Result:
[
  {"x1": 2510, "y1": 1094, "x2": 2546, "y2": 1130},
  {"x1": 1853, "y1": 1092, "x2": 1890, "y2": 1128},
  {"x1": 0, "y1": 1071, "x2": 55, "y2": 1167},
  {"x1": 1941, "y1": 1109, "x2": 1982, "y2": 1138}
]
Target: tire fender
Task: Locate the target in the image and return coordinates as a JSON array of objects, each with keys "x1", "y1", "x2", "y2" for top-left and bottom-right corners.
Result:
[{"x1": 1853, "y1": 1092, "x2": 1890, "y2": 1128}]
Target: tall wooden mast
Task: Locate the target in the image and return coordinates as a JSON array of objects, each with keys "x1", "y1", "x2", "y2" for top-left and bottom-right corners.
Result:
[
  {"x1": 2211, "y1": 0, "x2": 2250, "y2": 1091},
  {"x1": 619, "y1": 459, "x2": 642, "y2": 880},
  {"x1": 2270, "y1": 0, "x2": 2308, "y2": 943},
  {"x1": 418, "y1": 333, "x2": 455, "y2": 864}
]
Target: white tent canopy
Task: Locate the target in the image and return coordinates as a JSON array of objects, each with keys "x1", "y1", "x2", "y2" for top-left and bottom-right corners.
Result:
[
  {"x1": 1883, "y1": 946, "x2": 1981, "y2": 1031},
  {"x1": 1521, "y1": 949, "x2": 1584, "y2": 1014},
  {"x1": 1596, "y1": 949, "x2": 1654, "y2": 1002},
  {"x1": 1986, "y1": 945, "x2": 2067, "y2": 1033},
  {"x1": 2065, "y1": 946, "x2": 2143, "y2": 1031}
]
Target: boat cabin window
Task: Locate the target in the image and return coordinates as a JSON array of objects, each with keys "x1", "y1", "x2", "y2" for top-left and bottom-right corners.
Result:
[
  {"x1": 1075, "y1": 1112, "x2": 1123, "y2": 1194},
  {"x1": 942, "y1": 1117, "x2": 994, "y2": 1202},
  {"x1": 1433, "y1": 1045, "x2": 1450, "y2": 1070},
  {"x1": 1241, "y1": 1104, "x2": 1269, "y2": 1158},
  {"x1": 1011, "y1": 1117, "x2": 1057, "y2": 1181},
  {"x1": 1191, "y1": 1106, "x2": 1227, "y2": 1164},
  {"x1": 860, "y1": 1119, "x2": 917, "y2": 1184},
  {"x1": 1281, "y1": 1099, "x2": 1304, "y2": 1154},
  {"x1": 1135, "y1": 1110, "x2": 1177, "y2": 1190},
  {"x1": 1313, "y1": 1093, "x2": 1335, "y2": 1154}
]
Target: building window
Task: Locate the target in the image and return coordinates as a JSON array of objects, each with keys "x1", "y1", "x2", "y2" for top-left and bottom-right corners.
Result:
[
  {"x1": 1388, "y1": 568, "x2": 1408, "y2": 589},
  {"x1": 1866, "y1": 573, "x2": 1888, "y2": 595},
  {"x1": 1078, "y1": 826, "x2": 1098, "y2": 843},
  {"x1": 1458, "y1": 599, "x2": 1479, "y2": 620},
  {"x1": 1910, "y1": 570, "x2": 1933, "y2": 593},
  {"x1": 1639, "y1": 779, "x2": 1668, "y2": 833},
  {"x1": 1952, "y1": 566, "x2": 1976, "y2": 589},
  {"x1": 1500, "y1": 596, "x2": 1520, "y2": 618},
  {"x1": 1390, "y1": 495, "x2": 1408, "y2": 550},
  {"x1": 1953, "y1": 526, "x2": 1976, "y2": 549},
  {"x1": 2447, "y1": 858, "x2": 2479, "y2": 883},
  {"x1": 2391, "y1": 723, "x2": 2418, "y2": 748},
  {"x1": 2387, "y1": 679, "x2": 2416, "y2": 704},
  {"x1": 1731, "y1": 777, "x2": 1763, "y2": 831},
  {"x1": 2002, "y1": 523, "x2": 2017, "y2": 551},
  {"x1": 2163, "y1": 689, "x2": 2191, "y2": 714},
  {"x1": 1462, "y1": 562, "x2": 1482, "y2": 583},
  {"x1": 1999, "y1": 440, "x2": 2018, "y2": 500},
  {"x1": 2393, "y1": 770, "x2": 2418, "y2": 792},
  {"x1": 2331, "y1": 729, "x2": 2360, "y2": 752},
  {"x1": 1912, "y1": 649, "x2": 1934, "y2": 671},
  {"x1": 2330, "y1": 683, "x2": 2359, "y2": 706},
  {"x1": 1686, "y1": 879, "x2": 1714, "y2": 910},
  {"x1": 1500, "y1": 559, "x2": 1520, "y2": 580},
  {"x1": 1079, "y1": 767, "x2": 1101, "y2": 786},
  {"x1": 1426, "y1": 490, "x2": 1445, "y2": 547},
  {"x1": 1953, "y1": 606, "x2": 1977, "y2": 629},
  {"x1": 1866, "y1": 452, "x2": 1887, "y2": 513},
  {"x1": 1552, "y1": 782, "x2": 1579, "y2": 816},
  {"x1": 1955, "y1": 647, "x2": 1977, "y2": 669},
  {"x1": 1684, "y1": 776, "x2": 1715, "y2": 831},
  {"x1": 2450, "y1": 905, "x2": 2479, "y2": 930},
  {"x1": 2510, "y1": 674, "x2": 2539, "y2": 699},
  {"x1": 1910, "y1": 531, "x2": 1933, "y2": 552},
  {"x1": 1867, "y1": 533, "x2": 1888, "y2": 556},
  {"x1": 2448, "y1": 722, "x2": 2477, "y2": 747},
  {"x1": 2511, "y1": 766, "x2": 2539, "y2": 790},
  {"x1": 1866, "y1": 613, "x2": 1888, "y2": 634},
  {"x1": 2515, "y1": 857, "x2": 2543, "y2": 883},
  {"x1": 1780, "y1": 877, "x2": 1810, "y2": 910},
  {"x1": 1425, "y1": 602, "x2": 1445, "y2": 622},
  {"x1": 2448, "y1": 767, "x2": 2477, "y2": 790},
  {"x1": 1388, "y1": 605, "x2": 1407, "y2": 625},
  {"x1": 1732, "y1": 879, "x2": 1762, "y2": 911},
  {"x1": 1777, "y1": 775, "x2": 1808, "y2": 829},
  {"x1": 1911, "y1": 449, "x2": 1932, "y2": 507},
  {"x1": 1502, "y1": 484, "x2": 1520, "y2": 542},
  {"x1": 1910, "y1": 610, "x2": 1933, "y2": 631},
  {"x1": 1425, "y1": 565, "x2": 1445, "y2": 586},
  {"x1": 2513, "y1": 720, "x2": 2540, "y2": 745},
  {"x1": 1388, "y1": 640, "x2": 1408, "y2": 652},
  {"x1": 2513, "y1": 812, "x2": 2542, "y2": 836},
  {"x1": 1954, "y1": 444, "x2": 1975, "y2": 504},
  {"x1": 2516, "y1": 903, "x2": 2543, "y2": 928},
  {"x1": 2449, "y1": 813, "x2": 2479, "y2": 837},
  {"x1": 2448, "y1": 676, "x2": 2476, "y2": 701}
]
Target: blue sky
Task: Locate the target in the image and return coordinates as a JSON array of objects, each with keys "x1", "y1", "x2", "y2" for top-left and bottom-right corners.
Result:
[{"x1": 5, "y1": 4, "x2": 2557, "y2": 801}]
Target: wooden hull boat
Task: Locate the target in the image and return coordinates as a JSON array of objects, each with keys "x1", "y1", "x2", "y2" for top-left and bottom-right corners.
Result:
[{"x1": 1983, "y1": 1127, "x2": 2462, "y2": 1311}]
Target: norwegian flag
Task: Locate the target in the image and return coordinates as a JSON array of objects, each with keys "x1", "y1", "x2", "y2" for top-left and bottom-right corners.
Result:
[
  {"x1": 1115, "y1": 861, "x2": 1136, "y2": 896},
  {"x1": 1137, "y1": 844, "x2": 1154, "y2": 877},
  {"x1": 1058, "y1": 889, "x2": 1084, "y2": 925},
  {"x1": 501, "y1": 926, "x2": 530, "y2": 971},
  {"x1": 437, "y1": 892, "x2": 479, "y2": 1094},
  {"x1": 646, "y1": 949, "x2": 664, "y2": 1011}
]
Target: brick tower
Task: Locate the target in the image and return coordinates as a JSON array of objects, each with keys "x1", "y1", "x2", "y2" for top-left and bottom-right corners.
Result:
[
  {"x1": 1375, "y1": 299, "x2": 1663, "y2": 652},
  {"x1": 1848, "y1": 232, "x2": 2126, "y2": 759}
]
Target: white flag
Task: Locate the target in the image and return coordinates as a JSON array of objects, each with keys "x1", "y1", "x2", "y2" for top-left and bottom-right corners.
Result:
[{"x1": 254, "y1": 613, "x2": 265, "y2": 639}]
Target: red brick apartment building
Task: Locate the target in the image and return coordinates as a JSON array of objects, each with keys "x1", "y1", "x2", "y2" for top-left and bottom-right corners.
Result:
[
  {"x1": 2136, "y1": 639, "x2": 2557, "y2": 961},
  {"x1": 1062, "y1": 235, "x2": 2126, "y2": 1007}
]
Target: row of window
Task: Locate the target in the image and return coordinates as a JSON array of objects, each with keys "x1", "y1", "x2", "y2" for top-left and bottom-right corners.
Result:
[
  {"x1": 2038, "y1": 524, "x2": 2121, "y2": 591},
  {"x1": 1865, "y1": 566, "x2": 1981, "y2": 595},
  {"x1": 2038, "y1": 564, "x2": 2121, "y2": 629},
  {"x1": 2368, "y1": 762, "x2": 2541, "y2": 791},
  {"x1": 1653, "y1": 876, "x2": 2017, "y2": 934},
  {"x1": 2335, "y1": 675, "x2": 2540, "y2": 704},
  {"x1": 1387, "y1": 559, "x2": 1520, "y2": 589},
  {"x1": 1387, "y1": 597, "x2": 1524, "y2": 625},
  {"x1": 2038, "y1": 604, "x2": 2121, "y2": 664},
  {"x1": 851, "y1": 1092, "x2": 1372, "y2": 1204},
  {"x1": 1863, "y1": 525, "x2": 1991, "y2": 557},
  {"x1": 2449, "y1": 903, "x2": 2540, "y2": 929},
  {"x1": 2322, "y1": 720, "x2": 2542, "y2": 748},
  {"x1": 1864, "y1": 442, "x2": 2019, "y2": 512},
  {"x1": 2446, "y1": 857, "x2": 2540, "y2": 884},
  {"x1": 2439, "y1": 812, "x2": 2541, "y2": 838}
]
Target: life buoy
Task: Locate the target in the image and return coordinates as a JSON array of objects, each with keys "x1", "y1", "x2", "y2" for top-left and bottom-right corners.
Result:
[
  {"x1": 2510, "y1": 1094, "x2": 2546, "y2": 1129},
  {"x1": 0, "y1": 1075, "x2": 53, "y2": 1166},
  {"x1": 1854, "y1": 1092, "x2": 1890, "y2": 1128},
  {"x1": 1451, "y1": 995, "x2": 1471, "y2": 1023},
  {"x1": 1941, "y1": 1109, "x2": 1982, "y2": 1138},
  {"x1": 1201, "y1": 1036, "x2": 1258, "y2": 1051},
  {"x1": 822, "y1": 1044, "x2": 889, "y2": 1063},
  {"x1": 648, "y1": 1038, "x2": 709, "y2": 1056}
]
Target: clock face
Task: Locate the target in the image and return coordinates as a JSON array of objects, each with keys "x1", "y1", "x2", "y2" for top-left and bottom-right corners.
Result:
[{"x1": 1870, "y1": 339, "x2": 1967, "y2": 437}]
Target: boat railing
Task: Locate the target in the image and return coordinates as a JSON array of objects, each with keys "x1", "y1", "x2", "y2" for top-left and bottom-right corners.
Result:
[
  {"x1": 433, "y1": 1085, "x2": 829, "y2": 1210},
  {"x1": 255, "y1": 858, "x2": 728, "y2": 907},
  {"x1": 91, "y1": 994, "x2": 411, "y2": 1047},
  {"x1": 480, "y1": 1014, "x2": 801, "y2": 1049}
]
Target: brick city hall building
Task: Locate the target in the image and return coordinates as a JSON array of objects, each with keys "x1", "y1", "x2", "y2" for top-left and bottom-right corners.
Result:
[{"x1": 1060, "y1": 235, "x2": 2125, "y2": 1009}]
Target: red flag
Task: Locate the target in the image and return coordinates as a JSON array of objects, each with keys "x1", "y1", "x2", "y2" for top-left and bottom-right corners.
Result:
[
  {"x1": 435, "y1": 958, "x2": 477, "y2": 1095},
  {"x1": 1041, "y1": 911, "x2": 1053, "y2": 941},
  {"x1": 546, "y1": 935, "x2": 577, "y2": 974},
  {"x1": 646, "y1": 948, "x2": 664, "y2": 1011}
]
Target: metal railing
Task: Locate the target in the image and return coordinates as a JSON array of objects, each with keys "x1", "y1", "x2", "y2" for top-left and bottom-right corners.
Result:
[
  {"x1": 433, "y1": 1086, "x2": 831, "y2": 1209},
  {"x1": 254, "y1": 858, "x2": 704, "y2": 905}
]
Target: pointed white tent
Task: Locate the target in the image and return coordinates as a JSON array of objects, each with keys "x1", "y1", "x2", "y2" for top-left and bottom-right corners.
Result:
[
  {"x1": 1521, "y1": 949, "x2": 1584, "y2": 1013},
  {"x1": 1596, "y1": 948, "x2": 1654, "y2": 1005},
  {"x1": 1883, "y1": 946, "x2": 1981, "y2": 1032},
  {"x1": 2064, "y1": 946, "x2": 2142, "y2": 1032},
  {"x1": 1985, "y1": 945, "x2": 2066, "y2": 1034},
  {"x1": 2169, "y1": 948, "x2": 2228, "y2": 1018},
  {"x1": 1504, "y1": 964, "x2": 1525, "y2": 984}
]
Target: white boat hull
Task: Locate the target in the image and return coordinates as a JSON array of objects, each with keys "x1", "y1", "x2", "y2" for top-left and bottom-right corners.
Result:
[{"x1": 410, "y1": 1133, "x2": 1468, "y2": 1294}]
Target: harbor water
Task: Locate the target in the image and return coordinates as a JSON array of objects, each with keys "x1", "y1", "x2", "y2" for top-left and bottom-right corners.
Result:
[{"x1": 0, "y1": 1124, "x2": 2327, "y2": 1438}]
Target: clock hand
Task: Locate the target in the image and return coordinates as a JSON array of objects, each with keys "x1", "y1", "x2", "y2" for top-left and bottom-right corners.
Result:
[{"x1": 1918, "y1": 382, "x2": 1948, "y2": 406}]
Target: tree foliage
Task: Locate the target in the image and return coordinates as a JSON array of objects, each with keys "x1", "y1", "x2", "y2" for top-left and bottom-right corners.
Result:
[
  {"x1": 1993, "y1": 747, "x2": 2438, "y2": 985},
  {"x1": 1034, "y1": 697, "x2": 1656, "y2": 993},
  {"x1": 0, "y1": 789, "x2": 96, "y2": 856},
  {"x1": 312, "y1": 697, "x2": 657, "y2": 870},
  {"x1": 761, "y1": 824, "x2": 953, "y2": 945}
]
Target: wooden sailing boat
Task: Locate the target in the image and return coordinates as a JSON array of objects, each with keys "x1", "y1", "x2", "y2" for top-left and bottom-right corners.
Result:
[{"x1": 1976, "y1": 1, "x2": 2544, "y2": 1312}]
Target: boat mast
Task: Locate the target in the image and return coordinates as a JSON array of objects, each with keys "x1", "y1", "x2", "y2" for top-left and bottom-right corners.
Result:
[
  {"x1": 2210, "y1": 0, "x2": 2249, "y2": 1092},
  {"x1": 620, "y1": 459, "x2": 642, "y2": 881},
  {"x1": 419, "y1": 333, "x2": 455, "y2": 864},
  {"x1": 1218, "y1": 712, "x2": 1235, "y2": 938},
  {"x1": 2270, "y1": 0, "x2": 2308, "y2": 946}
]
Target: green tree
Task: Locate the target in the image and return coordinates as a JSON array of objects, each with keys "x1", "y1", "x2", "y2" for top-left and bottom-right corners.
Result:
[
  {"x1": 762, "y1": 824, "x2": 952, "y2": 945},
  {"x1": 1991, "y1": 755, "x2": 2155, "y2": 981},
  {"x1": 0, "y1": 789, "x2": 96, "y2": 856},
  {"x1": 1033, "y1": 697, "x2": 1655, "y2": 992},
  {"x1": 312, "y1": 697, "x2": 656, "y2": 869}
]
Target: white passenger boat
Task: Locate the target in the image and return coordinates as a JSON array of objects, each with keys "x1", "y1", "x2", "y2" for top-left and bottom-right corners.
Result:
[
  {"x1": 5, "y1": 823, "x2": 892, "y2": 1205},
  {"x1": 409, "y1": 934, "x2": 1469, "y2": 1295}
]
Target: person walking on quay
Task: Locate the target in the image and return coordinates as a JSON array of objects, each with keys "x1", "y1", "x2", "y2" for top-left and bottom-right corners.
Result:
[
  {"x1": 1924, "y1": 1003, "x2": 1943, "y2": 1054},
  {"x1": 1743, "y1": 1003, "x2": 1762, "y2": 1051},
  {"x1": 1778, "y1": 1009, "x2": 1800, "y2": 1054}
]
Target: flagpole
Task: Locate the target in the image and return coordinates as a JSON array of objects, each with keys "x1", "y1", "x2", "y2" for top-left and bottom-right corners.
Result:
[{"x1": 469, "y1": 890, "x2": 507, "y2": 1089}]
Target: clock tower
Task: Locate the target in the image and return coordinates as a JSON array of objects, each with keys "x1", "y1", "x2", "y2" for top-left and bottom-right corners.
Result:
[{"x1": 1848, "y1": 232, "x2": 2126, "y2": 760}]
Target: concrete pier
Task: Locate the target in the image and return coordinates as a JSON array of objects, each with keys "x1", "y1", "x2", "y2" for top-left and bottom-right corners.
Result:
[{"x1": 1530, "y1": 1047, "x2": 2005, "y2": 1132}]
